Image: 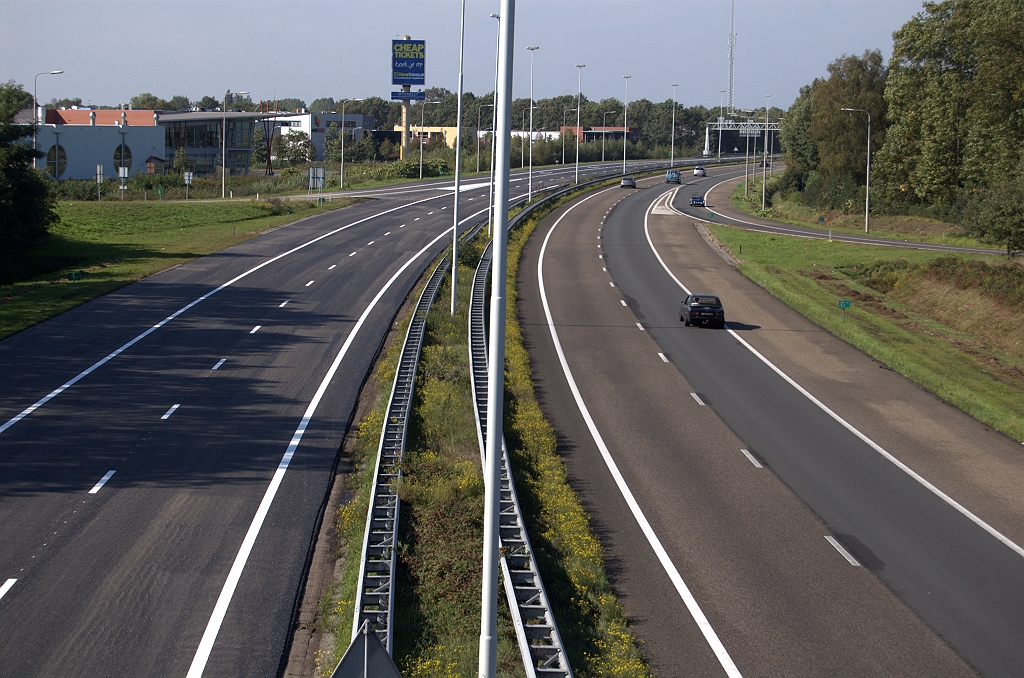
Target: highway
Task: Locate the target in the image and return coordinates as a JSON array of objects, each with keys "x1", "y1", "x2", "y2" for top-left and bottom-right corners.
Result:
[
  {"x1": 0, "y1": 158, "x2": 675, "y2": 677},
  {"x1": 518, "y1": 167, "x2": 1023, "y2": 676}
]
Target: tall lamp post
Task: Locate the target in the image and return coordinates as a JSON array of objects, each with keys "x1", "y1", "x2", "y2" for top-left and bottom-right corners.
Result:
[
  {"x1": 340, "y1": 97, "x2": 364, "y2": 190},
  {"x1": 670, "y1": 84, "x2": 678, "y2": 167},
  {"x1": 574, "y1": 64, "x2": 585, "y2": 184},
  {"x1": 762, "y1": 94, "x2": 770, "y2": 210},
  {"x1": 33, "y1": 70, "x2": 63, "y2": 166},
  {"x1": 622, "y1": 76, "x2": 631, "y2": 175},
  {"x1": 487, "y1": 12, "x2": 500, "y2": 236},
  {"x1": 222, "y1": 90, "x2": 248, "y2": 198},
  {"x1": 717, "y1": 89, "x2": 725, "y2": 163},
  {"x1": 561, "y1": 107, "x2": 576, "y2": 165},
  {"x1": 527, "y1": 45, "x2": 539, "y2": 201},
  {"x1": 520, "y1": 107, "x2": 533, "y2": 168},
  {"x1": 602, "y1": 110, "x2": 615, "y2": 162},
  {"x1": 451, "y1": 0, "x2": 467, "y2": 315},
  {"x1": 841, "y1": 107, "x2": 872, "y2": 233}
]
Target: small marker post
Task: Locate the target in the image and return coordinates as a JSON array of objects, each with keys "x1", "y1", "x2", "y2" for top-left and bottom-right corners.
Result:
[{"x1": 838, "y1": 298, "x2": 850, "y2": 320}]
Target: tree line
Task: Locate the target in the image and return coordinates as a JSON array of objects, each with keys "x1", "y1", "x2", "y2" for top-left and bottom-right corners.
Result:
[{"x1": 779, "y1": 0, "x2": 1023, "y2": 252}]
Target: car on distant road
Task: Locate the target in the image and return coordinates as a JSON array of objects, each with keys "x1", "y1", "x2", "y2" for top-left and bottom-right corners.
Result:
[
  {"x1": 665, "y1": 169, "x2": 680, "y2": 184},
  {"x1": 689, "y1": 195, "x2": 705, "y2": 207},
  {"x1": 620, "y1": 176, "x2": 636, "y2": 188},
  {"x1": 693, "y1": 166, "x2": 706, "y2": 177},
  {"x1": 680, "y1": 294, "x2": 725, "y2": 328}
]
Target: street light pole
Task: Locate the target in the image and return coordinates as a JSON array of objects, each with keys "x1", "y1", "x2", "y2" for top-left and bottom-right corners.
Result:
[
  {"x1": 340, "y1": 97, "x2": 364, "y2": 190},
  {"x1": 841, "y1": 107, "x2": 873, "y2": 233},
  {"x1": 479, "y1": 2, "x2": 515, "y2": 676},
  {"x1": 527, "y1": 45, "x2": 539, "y2": 201},
  {"x1": 452, "y1": 0, "x2": 467, "y2": 315},
  {"x1": 762, "y1": 94, "x2": 770, "y2": 210},
  {"x1": 603, "y1": 110, "x2": 615, "y2": 162},
  {"x1": 419, "y1": 99, "x2": 439, "y2": 179},
  {"x1": 670, "y1": 84, "x2": 678, "y2": 167},
  {"x1": 487, "y1": 12, "x2": 500, "y2": 236},
  {"x1": 33, "y1": 70, "x2": 62, "y2": 167},
  {"x1": 574, "y1": 64, "x2": 585, "y2": 184},
  {"x1": 477, "y1": 103, "x2": 493, "y2": 173},
  {"x1": 561, "y1": 108, "x2": 576, "y2": 166},
  {"x1": 718, "y1": 89, "x2": 725, "y2": 163},
  {"x1": 622, "y1": 76, "x2": 631, "y2": 175},
  {"x1": 222, "y1": 90, "x2": 248, "y2": 198}
]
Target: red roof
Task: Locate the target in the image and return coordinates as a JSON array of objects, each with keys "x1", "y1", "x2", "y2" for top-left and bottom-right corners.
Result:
[{"x1": 45, "y1": 109, "x2": 158, "y2": 126}]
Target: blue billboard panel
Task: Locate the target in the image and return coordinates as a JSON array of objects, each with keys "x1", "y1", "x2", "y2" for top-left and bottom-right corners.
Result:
[
  {"x1": 391, "y1": 91, "x2": 426, "y2": 101},
  {"x1": 392, "y1": 40, "x2": 425, "y2": 86}
]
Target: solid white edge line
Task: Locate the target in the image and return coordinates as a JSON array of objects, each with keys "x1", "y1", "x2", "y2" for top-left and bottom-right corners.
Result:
[
  {"x1": 88, "y1": 470, "x2": 116, "y2": 494},
  {"x1": 538, "y1": 186, "x2": 743, "y2": 677},
  {"x1": 658, "y1": 353, "x2": 669, "y2": 363},
  {"x1": 825, "y1": 536, "x2": 862, "y2": 566},
  {"x1": 0, "y1": 192, "x2": 450, "y2": 436},
  {"x1": 0, "y1": 579, "x2": 15, "y2": 600},
  {"x1": 186, "y1": 223, "x2": 456, "y2": 678},
  {"x1": 740, "y1": 449, "x2": 763, "y2": 469},
  {"x1": 644, "y1": 191, "x2": 1024, "y2": 559},
  {"x1": 691, "y1": 393, "x2": 706, "y2": 406}
]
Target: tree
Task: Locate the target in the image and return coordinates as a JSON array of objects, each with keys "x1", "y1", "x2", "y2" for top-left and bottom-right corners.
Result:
[
  {"x1": 196, "y1": 95, "x2": 219, "y2": 110},
  {"x1": 280, "y1": 131, "x2": 315, "y2": 166},
  {"x1": 309, "y1": 97, "x2": 336, "y2": 113},
  {"x1": 48, "y1": 97, "x2": 83, "y2": 109},
  {"x1": 0, "y1": 81, "x2": 59, "y2": 256},
  {"x1": 167, "y1": 95, "x2": 190, "y2": 111},
  {"x1": 962, "y1": 171, "x2": 1024, "y2": 255},
  {"x1": 276, "y1": 98, "x2": 306, "y2": 112},
  {"x1": 252, "y1": 126, "x2": 267, "y2": 165},
  {"x1": 172, "y1": 147, "x2": 188, "y2": 174},
  {"x1": 129, "y1": 92, "x2": 168, "y2": 110}
]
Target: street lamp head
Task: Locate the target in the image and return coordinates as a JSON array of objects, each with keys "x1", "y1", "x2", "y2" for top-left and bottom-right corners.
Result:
[
  {"x1": 490, "y1": 12, "x2": 499, "y2": 18},
  {"x1": 527, "y1": 46, "x2": 539, "y2": 51},
  {"x1": 51, "y1": 70, "x2": 63, "y2": 75},
  {"x1": 576, "y1": 64, "x2": 585, "y2": 69}
]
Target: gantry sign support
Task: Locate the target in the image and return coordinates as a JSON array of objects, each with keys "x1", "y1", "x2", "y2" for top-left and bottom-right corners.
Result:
[{"x1": 703, "y1": 119, "x2": 781, "y2": 156}]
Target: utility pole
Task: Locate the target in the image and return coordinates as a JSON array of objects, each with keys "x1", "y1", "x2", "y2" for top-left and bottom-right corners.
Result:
[{"x1": 479, "y1": 2, "x2": 515, "y2": 676}]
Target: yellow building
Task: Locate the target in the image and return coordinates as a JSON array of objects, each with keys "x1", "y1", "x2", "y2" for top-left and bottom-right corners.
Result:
[{"x1": 393, "y1": 125, "x2": 476, "y2": 150}]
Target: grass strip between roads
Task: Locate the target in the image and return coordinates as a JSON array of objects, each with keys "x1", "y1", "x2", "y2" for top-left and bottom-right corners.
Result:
[
  {"x1": 704, "y1": 222, "x2": 1024, "y2": 442},
  {"x1": 0, "y1": 198, "x2": 354, "y2": 340},
  {"x1": 316, "y1": 187, "x2": 650, "y2": 677}
]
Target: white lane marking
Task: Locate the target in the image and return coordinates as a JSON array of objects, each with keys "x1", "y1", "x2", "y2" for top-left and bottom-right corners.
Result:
[
  {"x1": 161, "y1": 404, "x2": 180, "y2": 420},
  {"x1": 305, "y1": 280, "x2": 315, "y2": 287},
  {"x1": 328, "y1": 265, "x2": 336, "y2": 270},
  {"x1": 384, "y1": 232, "x2": 391, "y2": 236},
  {"x1": 603, "y1": 267, "x2": 607, "y2": 271},
  {"x1": 428, "y1": 211, "x2": 434, "y2": 215},
  {"x1": 636, "y1": 323, "x2": 645, "y2": 331},
  {"x1": 741, "y1": 449, "x2": 763, "y2": 468},
  {"x1": 279, "y1": 300, "x2": 290, "y2": 307},
  {"x1": 414, "y1": 217, "x2": 420, "y2": 221},
  {"x1": 642, "y1": 193, "x2": 1024, "y2": 559},
  {"x1": 620, "y1": 300, "x2": 627, "y2": 306},
  {"x1": 658, "y1": 352, "x2": 669, "y2": 363},
  {"x1": 0, "y1": 192, "x2": 451, "y2": 435},
  {"x1": 691, "y1": 393, "x2": 706, "y2": 406},
  {"x1": 537, "y1": 186, "x2": 743, "y2": 677},
  {"x1": 186, "y1": 221, "x2": 464, "y2": 678},
  {"x1": 609, "y1": 282, "x2": 615, "y2": 287},
  {"x1": 599, "y1": 254, "x2": 603, "y2": 259},
  {"x1": 212, "y1": 359, "x2": 226, "y2": 370},
  {"x1": 825, "y1": 536, "x2": 862, "y2": 566},
  {"x1": 250, "y1": 325, "x2": 261, "y2": 334},
  {"x1": 349, "y1": 252, "x2": 357, "y2": 257},
  {"x1": 0, "y1": 579, "x2": 15, "y2": 600},
  {"x1": 88, "y1": 470, "x2": 116, "y2": 494},
  {"x1": 400, "y1": 224, "x2": 405, "y2": 228}
]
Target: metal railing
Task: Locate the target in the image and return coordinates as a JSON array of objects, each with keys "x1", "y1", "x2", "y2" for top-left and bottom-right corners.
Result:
[
  {"x1": 469, "y1": 239, "x2": 573, "y2": 677},
  {"x1": 350, "y1": 256, "x2": 450, "y2": 654}
]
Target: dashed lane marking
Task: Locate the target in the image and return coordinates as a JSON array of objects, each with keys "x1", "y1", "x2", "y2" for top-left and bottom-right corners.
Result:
[
  {"x1": 88, "y1": 470, "x2": 116, "y2": 494},
  {"x1": 212, "y1": 359, "x2": 226, "y2": 370},
  {"x1": 250, "y1": 326, "x2": 261, "y2": 334},
  {"x1": 161, "y1": 404, "x2": 180, "y2": 420}
]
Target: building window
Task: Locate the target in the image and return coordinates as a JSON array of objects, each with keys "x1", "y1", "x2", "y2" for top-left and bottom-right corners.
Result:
[
  {"x1": 114, "y1": 144, "x2": 132, "y2": 172},
  {"x1": 46, "y1": 144, "x2": 67, "y2": 178}
]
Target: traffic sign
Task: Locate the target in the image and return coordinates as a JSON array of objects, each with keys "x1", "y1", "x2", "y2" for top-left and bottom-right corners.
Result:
[
  {"x1": 838, "y1": 299, "x2": 850, "y2": 308},
  {"x1": 183, "y1": 172, "x2": 193, "y2": 185},
  {"x1": 391, "y1": 91, "x2": 426, "y2": 101}
]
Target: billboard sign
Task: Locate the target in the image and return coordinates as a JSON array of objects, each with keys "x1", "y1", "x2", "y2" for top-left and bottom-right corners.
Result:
[{"x1": 392, "y1": 40, "x2": 425, "y2": 85}]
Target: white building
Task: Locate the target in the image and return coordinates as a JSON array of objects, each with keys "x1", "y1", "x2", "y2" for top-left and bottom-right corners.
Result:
[
  {"x1": 34, "y1": 109, "x2": 165, "y2": 181},
  {"x1": 274, "y1": 112, "x2": 374, "y2": 161}
]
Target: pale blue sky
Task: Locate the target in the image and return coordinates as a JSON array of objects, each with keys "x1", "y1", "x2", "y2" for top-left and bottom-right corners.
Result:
[{"x1": 2, "y1": 0, "x2": 925, "y2": 112}]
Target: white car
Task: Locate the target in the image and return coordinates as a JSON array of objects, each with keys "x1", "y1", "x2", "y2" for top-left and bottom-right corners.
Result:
[{"x1": 693, "y1": 166, "x2": 706, "y2": 177}]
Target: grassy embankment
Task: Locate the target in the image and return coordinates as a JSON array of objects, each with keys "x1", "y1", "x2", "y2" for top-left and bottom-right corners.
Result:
[
  {"x1": 315, "y1": 189, "x2": 648, "y2": 677},
  {"x1": 705, "y1": 221, "x2": 1024, "y2": 442},
  {"x1": 0, "y1": 198, "x2": 352, "y2": 340},
  {"x1": 730, "y1": 176, "x2": 989, "y2": 249}
]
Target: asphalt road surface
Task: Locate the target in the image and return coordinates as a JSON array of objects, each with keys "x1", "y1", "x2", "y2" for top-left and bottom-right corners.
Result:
[
  {"x1": 0, "y1": 158, "x2": 688, "y2": 678},
  {"x1": 518, "y1": 167, "x2": 1023, "y2": 676}
]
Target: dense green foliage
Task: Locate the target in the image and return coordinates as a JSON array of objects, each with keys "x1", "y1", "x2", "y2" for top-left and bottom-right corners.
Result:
[
  {"x1": 778, "y1": 0, "x2": 1023, "y2": 251},
  {"x1": 0, "y1": 81, "x2": 60, "y2": 257}
]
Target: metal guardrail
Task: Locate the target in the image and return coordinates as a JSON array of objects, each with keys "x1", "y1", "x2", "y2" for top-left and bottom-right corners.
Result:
[
  {"x1": 351, "y1": 255, "x2": 450, "y2": 654},
  {"x1": 469, "y1": 240, "x2": 573, "y2": 678}
]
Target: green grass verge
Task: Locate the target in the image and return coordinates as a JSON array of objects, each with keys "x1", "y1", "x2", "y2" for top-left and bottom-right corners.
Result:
[
  {"x1": 729, "y1": 177, "x2": 990, "y2": 249},
  {"x1": 705, "y1": 223, "x2": 1024, "y2": 442},
  {"x1": 0, "y1": 198, "x2": 353, "y2": 340},
  {"x1": 317, "y1": 186, "x2": 650, "y2": 677}
]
